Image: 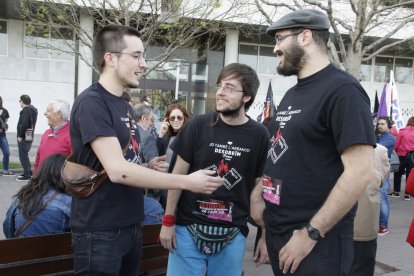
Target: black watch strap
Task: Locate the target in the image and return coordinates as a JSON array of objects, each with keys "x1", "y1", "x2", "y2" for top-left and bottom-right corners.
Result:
[{"x1": 305, "y1": 223, "x2": 321, "y2": 241}]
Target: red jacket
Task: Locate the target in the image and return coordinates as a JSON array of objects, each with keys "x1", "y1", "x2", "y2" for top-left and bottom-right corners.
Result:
[
  {"x1": 34, "y1": 122, "x2": 72, "y2": 173},
  {"x1": 394, "y1": 126, "x2": 414, "y2": 156}
]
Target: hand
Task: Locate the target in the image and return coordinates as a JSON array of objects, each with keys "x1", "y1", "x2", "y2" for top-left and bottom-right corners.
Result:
[
  {"x1": 254, "y1": 230, "x2": 270, "y2": 265},
  {"x1": 186, "y1": 170, "x2": 224, "y2": 194},
  {"x1": 17, "y1": 137, "x2": 22, "y2": 142},
  {"x1": 279, "y1": 228, "x2": 317, "y2": 274},
  {"x1": 149, "y1": 155, "x2": 169, "y2": 172},
  {"x1": 159, "y1": 225, "x2": 176, "y2": 251},
  {"x1": 158, "y1": 120, "x2": 169, "y2": 138}
]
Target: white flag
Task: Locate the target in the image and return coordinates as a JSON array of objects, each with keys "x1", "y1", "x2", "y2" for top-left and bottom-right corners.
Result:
[{"x1": 389, "y1": 70, "x2": 404, "y2": 131}]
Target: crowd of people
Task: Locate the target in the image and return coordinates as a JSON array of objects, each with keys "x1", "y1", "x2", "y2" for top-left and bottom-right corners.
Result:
[{"x1": 0, "y1": 8, "x2": 413, "y2": 276}]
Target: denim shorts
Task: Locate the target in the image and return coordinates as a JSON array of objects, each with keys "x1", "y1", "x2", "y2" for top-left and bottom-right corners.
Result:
[{"x1": 167, "y1": 225, "x2": 246, "y2": 276}]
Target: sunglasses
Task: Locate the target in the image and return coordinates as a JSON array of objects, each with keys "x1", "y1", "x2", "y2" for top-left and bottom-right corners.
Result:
[{"x1": 169, "y1": 115, "x2": 183, "y2": 121}]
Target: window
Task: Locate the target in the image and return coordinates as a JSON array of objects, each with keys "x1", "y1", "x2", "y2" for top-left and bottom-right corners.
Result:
[
  {"x1": 360, "y1": 59, "x2": 372, "y2": 82},
  {"x1": 258, "y1": 46, "x2": 276, "y2": 75},
  {"x1": 374, "y1": 56, "x2": 393, "y2": 83},
  {"x1": 24, "y1": 23, "x2": 74, "y2": 60},
  {"x1": 394, "y1": 58, "x2": 413, "y2": 84},
  {"x1": 239, "y1": 44, "x2": 277, "y2": 75},
  {"x1": 0, "y1": 20, "x2": 7, "y2": 56},
  {"x1": 239, "y1": 44, "x2": 258, "y2": 70}
]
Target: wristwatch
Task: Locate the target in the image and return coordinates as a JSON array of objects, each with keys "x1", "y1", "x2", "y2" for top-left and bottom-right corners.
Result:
[{"x1": 305, "y1": 223, "x2": 322, "y2": 241}]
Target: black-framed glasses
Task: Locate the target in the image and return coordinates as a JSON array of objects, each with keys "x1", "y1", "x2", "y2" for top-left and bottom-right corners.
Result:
[
  {"x1": 215, "y1": 83, "x2": 244, "y2": 94},
  {"x1": 275, "y1": 30, "x2": 304, "y2": 45},
  {"x1": 110, "y1": 51, "x2": 145, "y2": 61}
]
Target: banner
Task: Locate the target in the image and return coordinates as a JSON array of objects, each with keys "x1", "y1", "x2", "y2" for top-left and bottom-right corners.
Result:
[
  {"x1": 261, "y1": 82, "x2": 277, "y2": 124},
  {"x1": 389, "y1": 70, "x2": 405, "y2": 131},
  {"x1": 377, "y1": 83, "x2": 388, "y2": 119}
]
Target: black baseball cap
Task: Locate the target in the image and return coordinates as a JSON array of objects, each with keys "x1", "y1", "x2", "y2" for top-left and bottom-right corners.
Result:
[{"x1": 266, "y1": 9, "x2": 330, "y2": 37}]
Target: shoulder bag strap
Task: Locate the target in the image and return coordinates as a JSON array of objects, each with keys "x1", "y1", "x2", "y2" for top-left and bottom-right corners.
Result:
[{"x1": 14, "y1": 191, "x2": 60, "y2": 238}]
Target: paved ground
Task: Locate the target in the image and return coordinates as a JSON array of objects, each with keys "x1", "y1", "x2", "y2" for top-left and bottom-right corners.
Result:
[{"x1": 1, "y1": 133, "x2": 413, "y2": 275}]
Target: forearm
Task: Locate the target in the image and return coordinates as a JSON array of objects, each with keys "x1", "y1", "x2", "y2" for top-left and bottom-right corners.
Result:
[
  {"x1": 250, "y1": 178, "x2": 265, "y2": 227},
  {"x1": 164, "y1": 190, "x2": 182, "y2": 216},
  {"x1": 310, "y1": 145, "x2": 374, "y2": 235}
]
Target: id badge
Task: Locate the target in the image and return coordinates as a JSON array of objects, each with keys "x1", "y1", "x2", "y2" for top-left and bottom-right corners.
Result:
[{"x1": 262, "y1": 175, "x2": 282, "y2": 205}]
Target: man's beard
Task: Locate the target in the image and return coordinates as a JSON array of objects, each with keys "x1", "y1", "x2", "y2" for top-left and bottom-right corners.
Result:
[
  {"x1": 216, "y1": 98, "x2": 245, "y2": 118},
  {"x1": 277, "y1": 42, "x2": 306, "y2": 76}
]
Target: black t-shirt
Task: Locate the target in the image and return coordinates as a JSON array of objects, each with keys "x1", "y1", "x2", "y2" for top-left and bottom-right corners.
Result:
[
  {"x1": 70, "y1": 83, "x2": 145, "y2": 231},
  {"x1": 0, "y1": 108, "x2": 9, "y2": 137},
  {"x1": 171, "y1": 113, "x2": 270, "y2": 236},
  {"x1": 263, "y1": 64, "x2": 376, "y2": 235}
]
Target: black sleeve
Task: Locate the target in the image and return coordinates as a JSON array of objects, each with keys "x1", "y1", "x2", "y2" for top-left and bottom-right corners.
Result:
[{"x1": 327, "y1": 84, "x2": 376, "y2": 153}]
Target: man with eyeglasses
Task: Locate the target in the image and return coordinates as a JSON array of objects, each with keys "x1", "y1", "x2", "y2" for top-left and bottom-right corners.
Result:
[
  {"x1": 69, "y1": 25, "x2": 223, "y2": 275},
  {"x1": 159, "y1": 63, "x2": 270, "y2": 275},
  {"x1": 252, "y1": 9, "x2": 376, "y2": 275}
]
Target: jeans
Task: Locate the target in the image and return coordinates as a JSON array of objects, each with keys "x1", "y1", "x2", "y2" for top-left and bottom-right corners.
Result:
[
  {"x1": 393, "y1": 155, "x2": 412, "y2": 193},
  {"x1": 0, "y1": 136, "x2": 10, "y2": 171},
  {"x1": 379, "y1": 176, "x2": 390, "y2": 228},
  {"x1": 71, "y1": 224, "x2": 142, "y2": 275},
  {"x1": 167, "y1": 225, "x2": 246, "y2": 276},
  {"x1": 350, "y1": 239, "x2": 377, "y2": 276},
  {"x1": 17, "y1": 140, "x2": 32, "y2": 177},
  {"x1": 266, "y1": 221, "x2": 354, "y2": 276}
]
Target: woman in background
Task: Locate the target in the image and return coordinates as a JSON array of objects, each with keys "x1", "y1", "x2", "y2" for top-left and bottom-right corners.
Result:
[
  {"x1": 0, "y1": 96, "x2": 14, "y2": 176},
  {"x1": 392, "y1": 117, "x2": 414, "y2": 200},
  {"x1": 3, "y1": 154, "x2": 72, "y2": 238},
  {"x1": 153, "y1": 103, "x2": 189, "y2": 208}
]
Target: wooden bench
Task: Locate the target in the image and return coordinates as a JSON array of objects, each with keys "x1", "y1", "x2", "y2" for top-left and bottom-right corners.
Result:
[{"x1": 0, "y1": 224, "x2": 168, "y2": 275}]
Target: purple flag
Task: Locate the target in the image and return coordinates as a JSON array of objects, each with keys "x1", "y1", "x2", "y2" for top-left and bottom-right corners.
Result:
[{"x1": 376, "y1": 83, "x2": 388, "y2": 120}]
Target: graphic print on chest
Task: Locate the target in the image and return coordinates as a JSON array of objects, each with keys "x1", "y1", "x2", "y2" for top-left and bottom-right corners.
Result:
[
  {"x1": 206, "y1": 141, "x2": 250, "y2": 190},
  {"x1": 268, "y1": 106, "x2": 302, "y2": 164}
]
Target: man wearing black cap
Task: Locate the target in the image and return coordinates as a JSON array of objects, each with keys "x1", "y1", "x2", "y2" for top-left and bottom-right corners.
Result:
[{"x1": 252, "y1": 9, "x2": 376, "y2": 275}]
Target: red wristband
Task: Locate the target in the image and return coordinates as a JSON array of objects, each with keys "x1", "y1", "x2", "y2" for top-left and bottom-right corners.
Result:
[{"x1": 162, "y1": 215, "x2": 175, "y2": 227}]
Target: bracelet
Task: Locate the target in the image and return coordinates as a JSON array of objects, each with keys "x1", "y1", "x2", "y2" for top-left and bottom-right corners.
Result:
[{"x1": 162, "y1": 215, "x2": 175, "y2": 227}]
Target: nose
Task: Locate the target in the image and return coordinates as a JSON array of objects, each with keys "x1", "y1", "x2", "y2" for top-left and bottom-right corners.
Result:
[
  {"x1": 139, "y1": 57, "x2": 147, "y2": 68},
  {"x1": 273, "y1": 43, "x2": 279, "y2": 54}
]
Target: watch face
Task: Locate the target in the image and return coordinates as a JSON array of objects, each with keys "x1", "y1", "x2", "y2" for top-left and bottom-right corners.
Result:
[{"x1": 306, "y1": 225, "x2": 320, "y2": 240}]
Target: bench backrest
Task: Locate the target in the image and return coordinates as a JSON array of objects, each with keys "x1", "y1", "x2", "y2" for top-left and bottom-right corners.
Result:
[{"x1": 0, "y1": 224, "x2": 168, "y2": 276}]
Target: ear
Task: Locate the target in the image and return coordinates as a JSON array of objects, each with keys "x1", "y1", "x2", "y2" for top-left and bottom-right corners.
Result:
[
  {"x1": 298, "y1": 29, "x2": 312, "y2": 47},
  {"x1": 103, "y1": 52, "x2": 116, "y2": 68},
  {"x1": 243, "y1": 95, "x2": 251, "y2": 104}
]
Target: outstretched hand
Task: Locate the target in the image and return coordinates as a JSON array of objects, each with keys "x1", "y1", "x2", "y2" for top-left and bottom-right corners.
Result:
[
  {"x1": 186, "y1": 170, "x2": 224, "y2": 194},
  {"x1": 149, "y1": 155, "x2": 169, "y2": 172}
]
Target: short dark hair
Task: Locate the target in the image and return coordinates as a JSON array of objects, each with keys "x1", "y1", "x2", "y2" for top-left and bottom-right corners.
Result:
[
  {"x1": 407, "y1": 117, "x2": 414, "y2": 126},
  {"x1": 216, "y1": 63, "x2": 260, "y2": 112},
  {"x1": 20, "y1": 95, "x2": 31, "y2": 105},
  {"x1": 310, "y1": 29, "x2": 330, "y2": 49},
  {"x1": 93, "y1": 25, "x2": 142, "y2": 73}
]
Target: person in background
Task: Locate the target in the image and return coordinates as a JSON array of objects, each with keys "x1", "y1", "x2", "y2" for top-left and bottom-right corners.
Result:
[
  {"x1": 133, "y1": 103, "x2": 159, "y2": 163},
  {"x1": 351, "y1": 144, "x2": 389, "y2": 276},
  {"x1": 16, "y1": 94, "x2": 38, "y2": 181},
  {"x1": 376, "y1": 116, "x2": 396, "y2": 236},
  {"x1": 3, "y1": 154, "x2": 71, "y2": 238},
  {"x1": 34, "y1": 100, "x2": 71, "y2": 174},
  {"x1": 155, "y1": 103, "x2": 190, "y2": 208},
  {"x1": 0, "y1": 96, "x2": 14, "y2": 176},
  {"x1": 392, "y1": 116, "x2": 414, "y2": 200},
  {"x1": 260, "y1": 9, "x2": 375, "y2": 275}
]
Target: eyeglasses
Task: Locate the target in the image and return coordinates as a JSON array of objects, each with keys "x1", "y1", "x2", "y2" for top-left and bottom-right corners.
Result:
[
  {"x1": 110, "y1": 51, "x2": 145, "y2": 61},
  {"x1": 216, "y1": 83, "x2": 243, "y2": 94},
  {"x1": 275, "y1": 30, "x2": 304, "y2": 45},
  {"x1": 169, "y1": 115, "x2": 183, "y2": 122}
]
